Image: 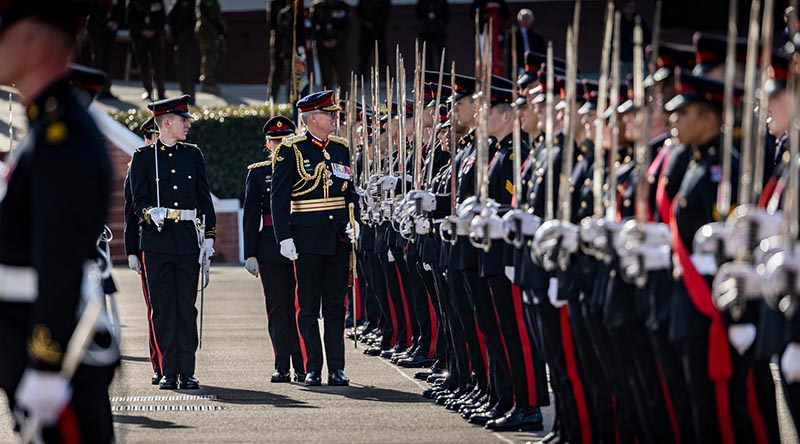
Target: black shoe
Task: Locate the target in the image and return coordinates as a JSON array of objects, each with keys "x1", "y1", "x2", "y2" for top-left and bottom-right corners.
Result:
[
  {"x1": 397, "y1": 354, "x2": 437, "y2": 368},
  {"x1": 304, "y1": 371, "x2": 322, "y2": 386},
  {"x1": 178, "y1": 375, "x2": 200, "y2": 390},
  {"x1": 293, "y1": 372, "x2": 307, "y2": 382},
  {"x1": 414, "y1": 370, "x2": 433, "y2": 380},
  {"x1": 271, "y1": 370, "x2": 291, "y2": 383},
  {"x1": 468, "y1": 407, "x2": 505, "y2": 426},
  {"x1": 159, "y1": 375, "x2": 178, "y2": 390},
  {"x1": 151, "y1": 372, "x2": 162, "y2": 385},
  {"x1": 364, "y1": 346, "x2": 387, "y2": 356},
  {"x1": 380, "y1": 346, "x2": 403, "y2": 359},
  {"x1": 485, "y1": 406, "x2": 543, "y2": 431},
  {"x1": 328, "y1": 369, "x2": 350, "y2": 386}
]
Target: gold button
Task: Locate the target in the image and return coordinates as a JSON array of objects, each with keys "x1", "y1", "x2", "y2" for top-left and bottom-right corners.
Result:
[
  {"x1": 188, "y1": 175, "x2": 192, "y2": 179},
  {"x1": 173, "y1": 185, "x2": 178, "y2": 190},
  {"x1": 174, "y1": 202, "x2": 179, "y2": 207},
  {"x1": 171, "y1": 169, "x2": 176, "y2": 174},
  {"x1": 581, "y1": 201, "x2": 587, "y2": 209},
  {"x1": 623, "y1": 199, "x2": 631, "y2": 207},
  {"x1": 169, "y1": 153, "x2": 173, "y2": 157},
  {"x1": 329, "y1": 215, "x2": 334, "y2": 220}
]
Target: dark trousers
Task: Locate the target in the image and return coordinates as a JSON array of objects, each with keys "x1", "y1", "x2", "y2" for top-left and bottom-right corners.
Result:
[
  {"x1": 370, "y1": 251, "x2": 396, "y2": 349},
  {"x1": 316, "y1": 43, "x2": 349, "y2": 91},
  {"x1": 357, "y1": 25, "x2": 387, "y2": 76},
  {"x1": 486, "y1": 275, "x2": 547, "y2": 409},
  {"x1": 431, "y1": 266, "x2": 450, "y2": 367},
  {"x1": 131, "y1": 35, "x2": 165, "y2": 99},
  {"x1": 448, "y1": 270, "x2": 488, "y2": 388},
  {"x1": 437, "y1": 267, "x2": 469, "y2": 388},
  {"x1": 293, "y1": 242, "x2": 349, "y2": 373},
  {"x1": 380, "y1": 252, "x2": 412, "y2": 349},
  {"x1": 649, "y1": 326, "x2": 696, "y2": 444},
  {"x1": 0, "y1": 303, "x2": 116, "y2": 444},
  {"x1": 138, "y1": 271, "x2": 161, "y2": 375},
  {"x1": 172, "y1": 31, "x2": 197, "y2": 98},
  {"x1": 88, "y1": 30, "x2": 115, "y2": 94},
  {"x1": 357, "y1": 250, "x2": 383, "y2": 327},
  {"x1": 462, "y1": 268, "x2": 514, "y2": 411},
  {"x1": 259, "y1": 261, "x2": 304, "y2": 373},
  {"x1": 141, "y1": 251, "x2": 199, "y2": 377},
  {"x1": 408, "y1": 253, "x2": 437, "y2": 358}
]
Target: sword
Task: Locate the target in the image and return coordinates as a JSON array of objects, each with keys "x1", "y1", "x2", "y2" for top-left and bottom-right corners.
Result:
[
  {"x1": 440, "y1": 61, "x2": 459, "y2": 245},
  {"x1": 198, "y1": 215, "x2": 208, "y2": 349},
  {"x1": 349, "y1": 203, "x2": 359, "y2": 347}
]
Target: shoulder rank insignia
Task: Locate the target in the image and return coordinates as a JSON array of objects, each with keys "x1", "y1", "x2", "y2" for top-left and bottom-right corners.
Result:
[
  {"x1": 329, "y1": 135, "x2": 349, "y2": 148},
  {"x1": 281, "y1": 134, "x2": 307, "y2": 147},
  {"x1": 248, "y1": 160, "x2": 271, "y2": 170}
]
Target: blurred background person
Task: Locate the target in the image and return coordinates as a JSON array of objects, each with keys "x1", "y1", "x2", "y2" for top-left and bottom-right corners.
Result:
[
  {"x1": 310, "y1": 0, "x2": 350, "y2": 91},
  {"x1": 357, "y1": 0, "x2": 391, "y2": 78},
  {"x1": 197, "y1": 0, "x2": 227, "y2": 95},
  {"x1": 416, "y1": 0, "x2": 449, "y2": 70},
  {"x1": 169, "y1": 0, "x2": 198, "y2": 101},
  {"x1": 127, "y1": 0, "x2": 167, "y2": 101}
]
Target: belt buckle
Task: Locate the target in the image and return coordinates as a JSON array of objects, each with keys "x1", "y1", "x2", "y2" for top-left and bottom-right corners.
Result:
[{"x1": 167, "y1": 209, "x2": 181, "y2": 220}]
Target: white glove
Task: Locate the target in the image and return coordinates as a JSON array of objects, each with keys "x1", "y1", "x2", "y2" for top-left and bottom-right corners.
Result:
[
  {"x1": 547, "y1": 277, "x2": 567, "y2": 308},
  {"x1": 505, "y1": 266, "x2": 514, "y2": 282},
  {"x1": 346, "y1": 221, "x2": 360, "y2": 244},
  {"x1": 280, "y1": 238, "x2": 298, "y2": 261},
  {"x1": 387, "y1": 249, "x2": 395, "y2": 262},
  {"x1": 783, "y1": 342, "x2": 800, "y2": 384},
  {"x1": 728, "y1": 323, "x2": 757, "y2": 356},
  {"x1": 199, "y1": 238, "x2": 215, "y2": 264},
  {"x1": 127, "y1": 254, "x2": 141, "y2": 274},
  {"x1": 244, "y1": 257, "x2": 259, "y2": 277},
  {"x1": 147, "y1": 207, "x2": 167, "y2": 228},
  {"x1": 16, "y1": 369, "x2": 72, "y2": 426},
  {"x1": 378, "y1": 175, "x2": 398, "y2": 192}
]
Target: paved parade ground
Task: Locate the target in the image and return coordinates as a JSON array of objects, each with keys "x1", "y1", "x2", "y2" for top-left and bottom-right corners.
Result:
[{"x1": 0, "y1": 266, "x2": 549, "y2": 444}]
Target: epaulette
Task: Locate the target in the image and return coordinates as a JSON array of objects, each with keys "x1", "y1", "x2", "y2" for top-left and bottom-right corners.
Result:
[
  {"x1": 329, "y1": 135, "x2": 349, "y2": 148},
  {"x1": 135, "y1": 144, "x2": 156, "y2": 154},
  {"x1": 181, "y1": 142, "x2": 200, "y2": 149},
  {"x1": 281, "y1": 134, "x2": 306, "y2": 146},
  {"x1": 248, "y1": 160, "x2": 271, "y2": 170}
]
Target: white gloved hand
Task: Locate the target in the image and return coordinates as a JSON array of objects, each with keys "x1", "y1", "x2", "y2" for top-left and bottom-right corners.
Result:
[
  {"x1": 127, "y1": 254, "x2": 141, "y2": 274},
  {"x1": 547, "y1": 277, "x2": 567, "y2": 308},
  {"x1": 505, "y1": 266, "x2": 514, "y2": 282},
  {"x1": 280, "y1": 238, "x2": 298, "y2": 261},
  {"x1": 16, "y1": 369, "x2": 72, "y2": 426},
  {"x1": 783, "y1": 342, "x2": 800, "y2": 384},
  {"x1": 728, "y1": 323, "x2": 757, "y2": 356},
  {"x1": 199, "y1": 238, "x2": 215, "y2": 264},
  {"x1": 147, "y1": 207, "x2": 167, "y2": 228},
  {"x1": 387, "y1": 249, "x2": 395, "y2": 262},
  {"x1": 346, "y1": 221, "x2": 360, "y2": 244},
  {"x1": 244, "y1": 257, "x2": 259, "y2": 277},
  {"x1": 378, "y1": 175, "x2": 398, "y2": 192}
]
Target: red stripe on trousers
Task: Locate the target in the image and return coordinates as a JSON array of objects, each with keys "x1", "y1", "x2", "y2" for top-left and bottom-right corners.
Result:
[
  {"x1": 385, "y1": 283, "x2": 399, "y2": 346},
  {"x1": 670, "y1": 204, "x2": 735, "y2": 444},
  {"x1": 139, "y1": 272, "x2": 158, "y2": 372},
  {"x1": 489, "y1": 286, "x2": 515, "y2": 404},
  {"x1": 747, "y1": 369, "x2": 769, "y2": 444},
  {"x1": 57, "y1": 403, "x2": 81, "y2": 444},
  {"x1": 292, "y1": 262, "x2": 309, "y2": 371},
  {"x1": 354, "y1": 276, "x2": 363, "y2": 321},
  {"x1": 655, "y1": 355, "x2": 681, "y2": 444},
  {"x1": 474, "y1": 316, "x2": 489, "y2": 378},
  {"x1": 560, "y1": 306, "x2": 593, "y2": 444},
  {"x1": 393, "y1": 262, "x2": 413, "y2": 347},
  {"x1": 512, "y1": 284, "x2": 538, "y2": 406},
  {"x1": 141, "y1": 252, "x2": 164, "y2": 373},
  {"x1": 426, "y1": 291, "x2": 438, "y2": 359}
]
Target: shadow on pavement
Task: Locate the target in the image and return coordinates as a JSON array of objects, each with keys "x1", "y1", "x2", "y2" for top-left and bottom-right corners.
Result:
[
  {"x1": 202, "y1": 385, "x2": 316, "y2": 409},
  {"x1": 298, "y1": 384, "x2": 429, "y2": 404},
  {"x1": 113, "y1": 414, "x2": 191, "y2": 429}
]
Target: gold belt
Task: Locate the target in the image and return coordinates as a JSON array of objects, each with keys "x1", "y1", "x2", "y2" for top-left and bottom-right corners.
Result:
[
  {"x1": 290, "y1": 197, "x2": 346, "y2": 213},
  {"x1": 165, "y1": 209, "x2": 197, "y2": 221}
]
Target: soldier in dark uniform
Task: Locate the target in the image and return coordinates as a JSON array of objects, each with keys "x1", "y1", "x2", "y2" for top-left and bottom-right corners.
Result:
[
  {"x1": 416, "y1": 0, "x2": 449, "y2": 70},
  {"x1": 86, "y1": 0, "x2": 123, "y2": 99},
  {"x1": 127, "y1": 0, "x2": 167, "y2": 101},
  {"x1": 357, "y1": 0, "x2": 391, "y2": 76},
  {"x1": 196, "y1": 0, "x2": 226, "y2": 95},
  {"x1": 168, "y1": 0, "x2": 198, "y2": 99},
  {"x1": 125, "y1": 117, "x2": 164, "y2": 385},
  {"x1": 243, "y1": 116, "x2": 306, "y2": 383},
  {"x1": 310, "y1": 0, "x2": 350, "y2": 90},
  {"x1": 0, "y1": 1, "x2": 116, "y2": 440},
  {"x1": 129, "y1": 94, "x2": 217, "y2": 390},
  {"x1": 270, "y1": 90, "x2": 360, "y2": 386}
]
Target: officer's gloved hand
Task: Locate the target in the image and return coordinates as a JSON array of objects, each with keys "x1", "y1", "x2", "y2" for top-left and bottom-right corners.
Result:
[
  {"x1": 783, "y1": 342, "x2": 800, "y2": 384},
  {"x1": 147, "y1": 207, "x2": 167, "y2": 228},
  {"x1": 200, "y1": 239, "x2": 215, "y2": 265},
  {"x1": 505, "y1": 266, "x2": 514, "y2": 282},
  {"x1": 547, "y1": 277, "x2": 567, "y2": 308},
  {"x1": 244, "y1": 257, "x2": 259, "y2": 277},
  {"x1": 387, "y1": 249, "x2": 395, "y2": 262},
  {"x1": 280, "y1": 239, "x2": 298, "y2": 261},
  {"x1": 378, "y1": 175, "x2": 398, "y2": 192},
  {"x1": 16, "y1": 369, "x2": 72, "y2": 426},
  {"x1": 346, "y1": 221, "x2": 360, "y2": 244},
  {"x1": 728, "y1": 323, "x2": 757, "y2": 355},
  {"x1": 127, "y1": 254, "x2": 141, "y2": 274}
]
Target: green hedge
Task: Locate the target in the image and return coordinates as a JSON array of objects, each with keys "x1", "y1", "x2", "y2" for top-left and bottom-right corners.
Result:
[{"x1": 110, "y1": 104, "x2": 294, "y2": 202}]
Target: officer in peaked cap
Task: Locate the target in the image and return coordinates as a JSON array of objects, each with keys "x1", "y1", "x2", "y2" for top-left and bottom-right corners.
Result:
[
  {"x1": 129, "y1": 94, "x2": 217, "y2": 391},
  {"x1": 243, "y1": 115, "x2": 307, "y2": 383},
  {"x1": 270, "y1": 90, "x2": 360, "y2": 386},
  {"x1": 0, "y1": 0, "x2": 116, "y2": 440}
]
